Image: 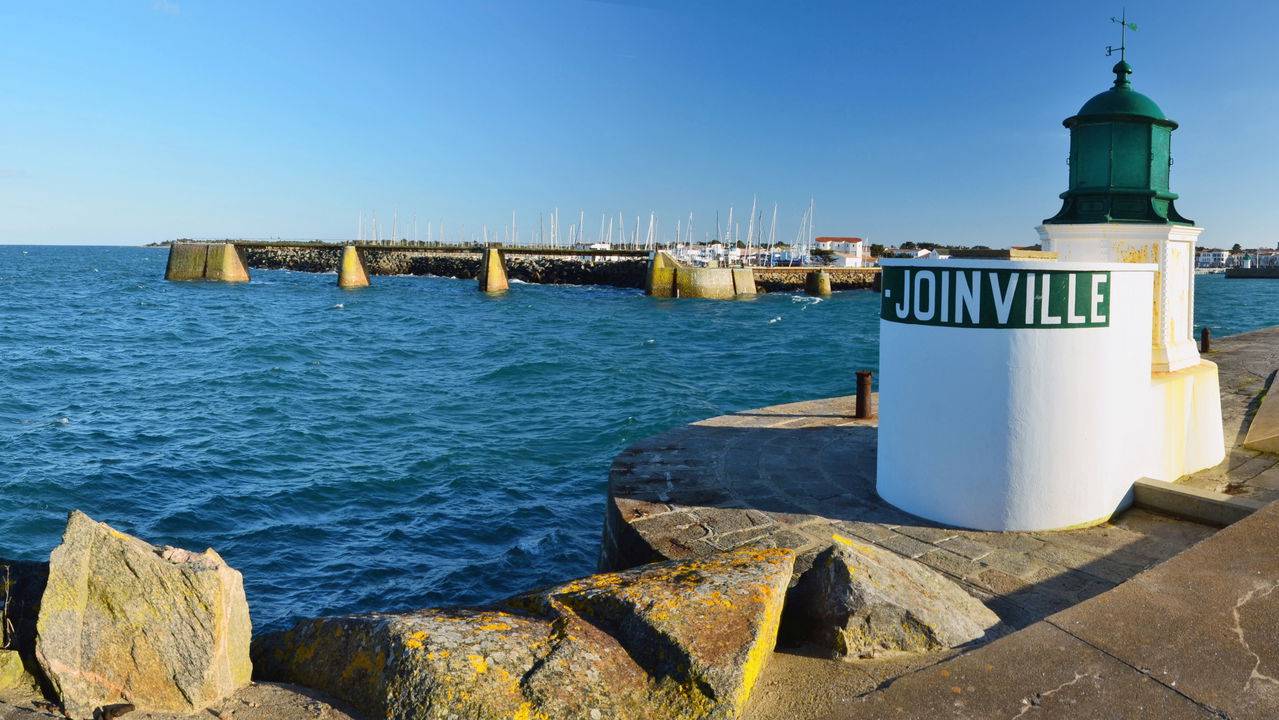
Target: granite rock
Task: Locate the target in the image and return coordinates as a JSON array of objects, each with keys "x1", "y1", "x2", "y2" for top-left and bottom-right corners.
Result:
[
  {"x1": 253, "y1": 548, "x2": 795, "y2": 720},
  {"x1": 0, "y1": 558, "x2": 49, "y2": 691},
  {"x1": 794, "y1": 535, "x2": 1001, "y2": 656},
  {"x1": 34, "y1": 511, "x2": 252, "y2": 716},
  {"x1": 0, "y1": 650, "x2": 36, "y2": 693}
]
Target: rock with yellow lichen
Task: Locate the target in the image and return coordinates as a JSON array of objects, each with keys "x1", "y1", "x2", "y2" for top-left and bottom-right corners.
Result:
[
  {"x1": 34, "y1": 511, "x2": 252, "y2": 717},
  {"x1": 1, "y1": 557, "x2": 49, "y2": 693},
  {"x1": 792, "y1": 535, "x2": 1002, "y2": 657},
  {"x1": 252, "y1": 548, "x2": 795, "y2": 720},
  {"x1": 0, "y1": 650, "x2": 38, "y2": 693}
]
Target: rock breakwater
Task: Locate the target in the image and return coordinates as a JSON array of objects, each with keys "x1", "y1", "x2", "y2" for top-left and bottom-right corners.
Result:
[
  {"x1": 752, "y1": 267, "x2": 879, "y2": 293},
  {"x1": 238, "y1": 247, "x2": 648, "y2": 288},
  {"x1": 253, "y1": 548, "x2": 795, "y2": 720}
]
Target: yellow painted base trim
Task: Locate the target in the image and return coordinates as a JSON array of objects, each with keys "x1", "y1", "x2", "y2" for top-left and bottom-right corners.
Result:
[{"x1": 1147, "y1": 359, "x2": 1226, "y2": 481}]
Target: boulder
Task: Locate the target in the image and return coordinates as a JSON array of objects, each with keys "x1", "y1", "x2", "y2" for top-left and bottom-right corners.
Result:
[
  {"x1": 0, "y1": 649, "x2": 36, "y2": 692},
  {"x1": 793, "y1": 534, "x2": 1001, "y2": 657},
  {"x1": 1, "y1": 558, "x2": 49, "y2": 658},
  {"x1": 254, "y1": 548, "x2": 795, "y2": 720},
  {"x1": 35, "y1": 511, "x2": 252, "y2": 716},
  {"x1": 1, "y1": 559, "x2": 50, "y2": 694}
]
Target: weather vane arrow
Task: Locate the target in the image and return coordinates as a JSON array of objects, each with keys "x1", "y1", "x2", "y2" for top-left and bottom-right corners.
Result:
[{"x1": 1107, "y1": 9, "x2": 1138, "y2": 61}]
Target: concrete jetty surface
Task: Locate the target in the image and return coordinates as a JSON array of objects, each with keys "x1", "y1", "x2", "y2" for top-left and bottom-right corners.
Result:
[{"x1": 604, "y1": 325, "x2": 1279, "y2": 718}]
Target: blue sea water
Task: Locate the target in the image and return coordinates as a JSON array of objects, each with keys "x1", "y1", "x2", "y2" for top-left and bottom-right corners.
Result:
[
  {"x1": 0, "y1": 245, "x2": 880, "y2": 632},
  {"x1": 0, "y1": 248, "x2": 1271, "y2": 632}
]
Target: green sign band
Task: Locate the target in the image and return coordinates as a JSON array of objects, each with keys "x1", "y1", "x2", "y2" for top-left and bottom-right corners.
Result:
[{"x1": 880, "y1": 267, "x2": 1111, "y2": 329}]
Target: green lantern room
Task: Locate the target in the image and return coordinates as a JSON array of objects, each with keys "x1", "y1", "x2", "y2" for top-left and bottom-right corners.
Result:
[{"x1": 1045, "y1": 61, "x2": 1193, "y2": 226}]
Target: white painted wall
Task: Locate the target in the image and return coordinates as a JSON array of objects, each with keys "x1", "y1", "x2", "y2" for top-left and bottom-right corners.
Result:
[
  {"x1": 1038, "y1": 223, "x2": 1203, "y2": 372},
  {"x1": 876, "y1": 259, "x2": 1157, "y2": 531}
]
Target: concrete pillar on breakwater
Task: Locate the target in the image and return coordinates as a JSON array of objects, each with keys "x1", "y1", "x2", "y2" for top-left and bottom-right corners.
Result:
[
  {"x1": 477, "y1": 248, "x2": 509, "y2": 292},
  {"x1": 337, "y1": 245, "x2": 370, "y2": 288},
  {"x1": 164, "y1": 243, "x2": 250, "y2": 282},
  {"x1": 645, "y1": 251, "x2": 680, "y2": 297},
  {"x1": 805, "y1": 270, "x2": 832, "y2": 297},
  {"x1": 672, "y1": 267, "x2": 757, "y2": 300}
]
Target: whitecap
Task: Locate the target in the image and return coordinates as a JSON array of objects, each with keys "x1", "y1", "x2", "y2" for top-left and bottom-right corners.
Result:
[
  {"x1": 768, "y1": 316, "x2": 782, "y2": 324},
  {"x1": 517, "y1": 531, "x2": 549, "y2": 553},
  {"x1": 56, "y1": 417, "x2": 69, "y2": 424}
]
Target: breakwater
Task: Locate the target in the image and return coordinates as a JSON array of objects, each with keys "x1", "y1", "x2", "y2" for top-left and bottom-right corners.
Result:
[
  {"x1": 754, "y1": 267, "x2": 879, "y2": 292},
  {"x1": 1224, "y1": 267, "x2": 1279, "y2": 279},
  {"x1": 238, "y1": 246, "x2": 648, "y2": 288},
  {"x1": 231, "y1": 244, "x2": 878, "y2": 293}
]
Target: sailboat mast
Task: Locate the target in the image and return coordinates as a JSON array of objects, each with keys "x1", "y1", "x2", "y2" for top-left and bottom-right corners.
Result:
[{"x1": 808, "y1": 197, "x2": 815, "y2": 252}]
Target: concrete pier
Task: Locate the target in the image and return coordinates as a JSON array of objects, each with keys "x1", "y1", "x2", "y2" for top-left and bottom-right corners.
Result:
[
  {"x1": 803, "y1": 270, "x2": 832, "y2": 297},
  {"x1": 667, "y1": 266, "x2": 757, "y2": 299},
  {"x1": 477, "y1": 248, "x2": 509, "y2": 292},
  {"x1": 644, "y1": 251, "x2": 680, "y2": 298},
  {"x1": 337, "y1": 246, "x2": 369, "y2": 289},
  {"x1": 731, "y1": 268, "x2": 757, "y2": 296},
  {"x1": 164, "y1": 243, "x2": 250, "y2": 282},
  {"x1": 604, "y1": 325, "x2": 1279, "y2": 719}
]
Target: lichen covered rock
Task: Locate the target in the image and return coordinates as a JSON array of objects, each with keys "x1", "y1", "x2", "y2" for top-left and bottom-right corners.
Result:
[
  {"x1": 34, "y1": 511, "x2": 252, "y2": 716},
  {"x1": 0, "y1": 649, "x2": 36, "y2": 692},
  {"x1": 253, "y1": 548, "x2": 795, "y2": 720},
  {"x1": 794, "y1": 535, "x2": 1001, "y2": 656},
  {"x1": 0, "y1": 558, "x2": 49, "y2": 691}
]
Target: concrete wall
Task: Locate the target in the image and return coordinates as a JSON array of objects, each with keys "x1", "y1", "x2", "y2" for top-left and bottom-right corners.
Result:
[
  {"x1": 164, "y1": 244, "x2": 210, "y2": 281},
  {"x1": 165, "y1": 243, "x2": 249, "y2": 282}
]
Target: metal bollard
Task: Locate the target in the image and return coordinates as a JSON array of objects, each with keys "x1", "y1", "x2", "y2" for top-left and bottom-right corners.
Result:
[
  {"x1": 1201, "y1": 327, "x2": 1211, "y2": 353},
  {"x1": 855, "y1": 370, "x2": 874, "y2": 419}
]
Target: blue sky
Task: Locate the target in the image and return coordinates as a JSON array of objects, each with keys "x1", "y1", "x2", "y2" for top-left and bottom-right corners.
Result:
[{"x1": 2, "y1": 0, "x2": 1276, "y2": 248}]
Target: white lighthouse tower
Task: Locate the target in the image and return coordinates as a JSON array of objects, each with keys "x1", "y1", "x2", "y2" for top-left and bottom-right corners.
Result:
[{"x1": 874, "y1": 53, "x2": 1224, "y2": 531}]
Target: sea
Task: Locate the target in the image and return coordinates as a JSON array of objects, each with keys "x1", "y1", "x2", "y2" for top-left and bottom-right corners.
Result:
[{"x1": 0, "y1": 246, "x2": 1270, "y2": 632}]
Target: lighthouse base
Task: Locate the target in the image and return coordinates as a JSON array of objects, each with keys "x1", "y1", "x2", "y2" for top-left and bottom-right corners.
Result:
[{"x1": 1146, "y1": 359, "x2": 1225, "y2": 482}]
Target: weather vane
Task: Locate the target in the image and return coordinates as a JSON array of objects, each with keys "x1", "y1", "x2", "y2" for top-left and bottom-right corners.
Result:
[{"x1": 1107, "y1": 10, "x2": 1138, "y2": 61}]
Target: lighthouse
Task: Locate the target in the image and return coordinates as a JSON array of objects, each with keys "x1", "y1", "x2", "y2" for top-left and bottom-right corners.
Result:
[
  {"x1": 1037, "y1": 58, "x2": 1224, "y2": 483},
  {"x1": 874, "y1": 53, "x2": 1225, "y2": 532},
  {"x1": 1038, "y1": 60, "x2": 1199, "y2": 373}
]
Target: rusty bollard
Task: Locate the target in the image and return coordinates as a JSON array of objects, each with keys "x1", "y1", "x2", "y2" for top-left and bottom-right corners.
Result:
[
  {"x1": 855, "y1": 370, "x2": 874, "y2": 419},
  {"x1": 1201, "y1": 327, "x2": 1211, "y2": 353}
]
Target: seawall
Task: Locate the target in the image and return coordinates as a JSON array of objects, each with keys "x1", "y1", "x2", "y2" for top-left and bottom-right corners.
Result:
[
  {"x1": 237, "y1": 246, "x2": 648, "y2": 288},
  {"x1": 1224, "y1": 267, "x2": 1279, "y2": 279},
  {"x1": 753, "y1": 267, "x2": 879, "y2": 292}
]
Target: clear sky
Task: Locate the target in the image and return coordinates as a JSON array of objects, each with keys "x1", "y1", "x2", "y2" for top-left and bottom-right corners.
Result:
[{"x1": 2, "y1": 0, "x2": 1276, "y2": 248}]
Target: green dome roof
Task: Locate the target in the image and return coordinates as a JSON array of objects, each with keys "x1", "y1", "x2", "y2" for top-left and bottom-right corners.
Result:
[{"x1": 1073, "y1": 61, "x2": 1167, "y2": 120}]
